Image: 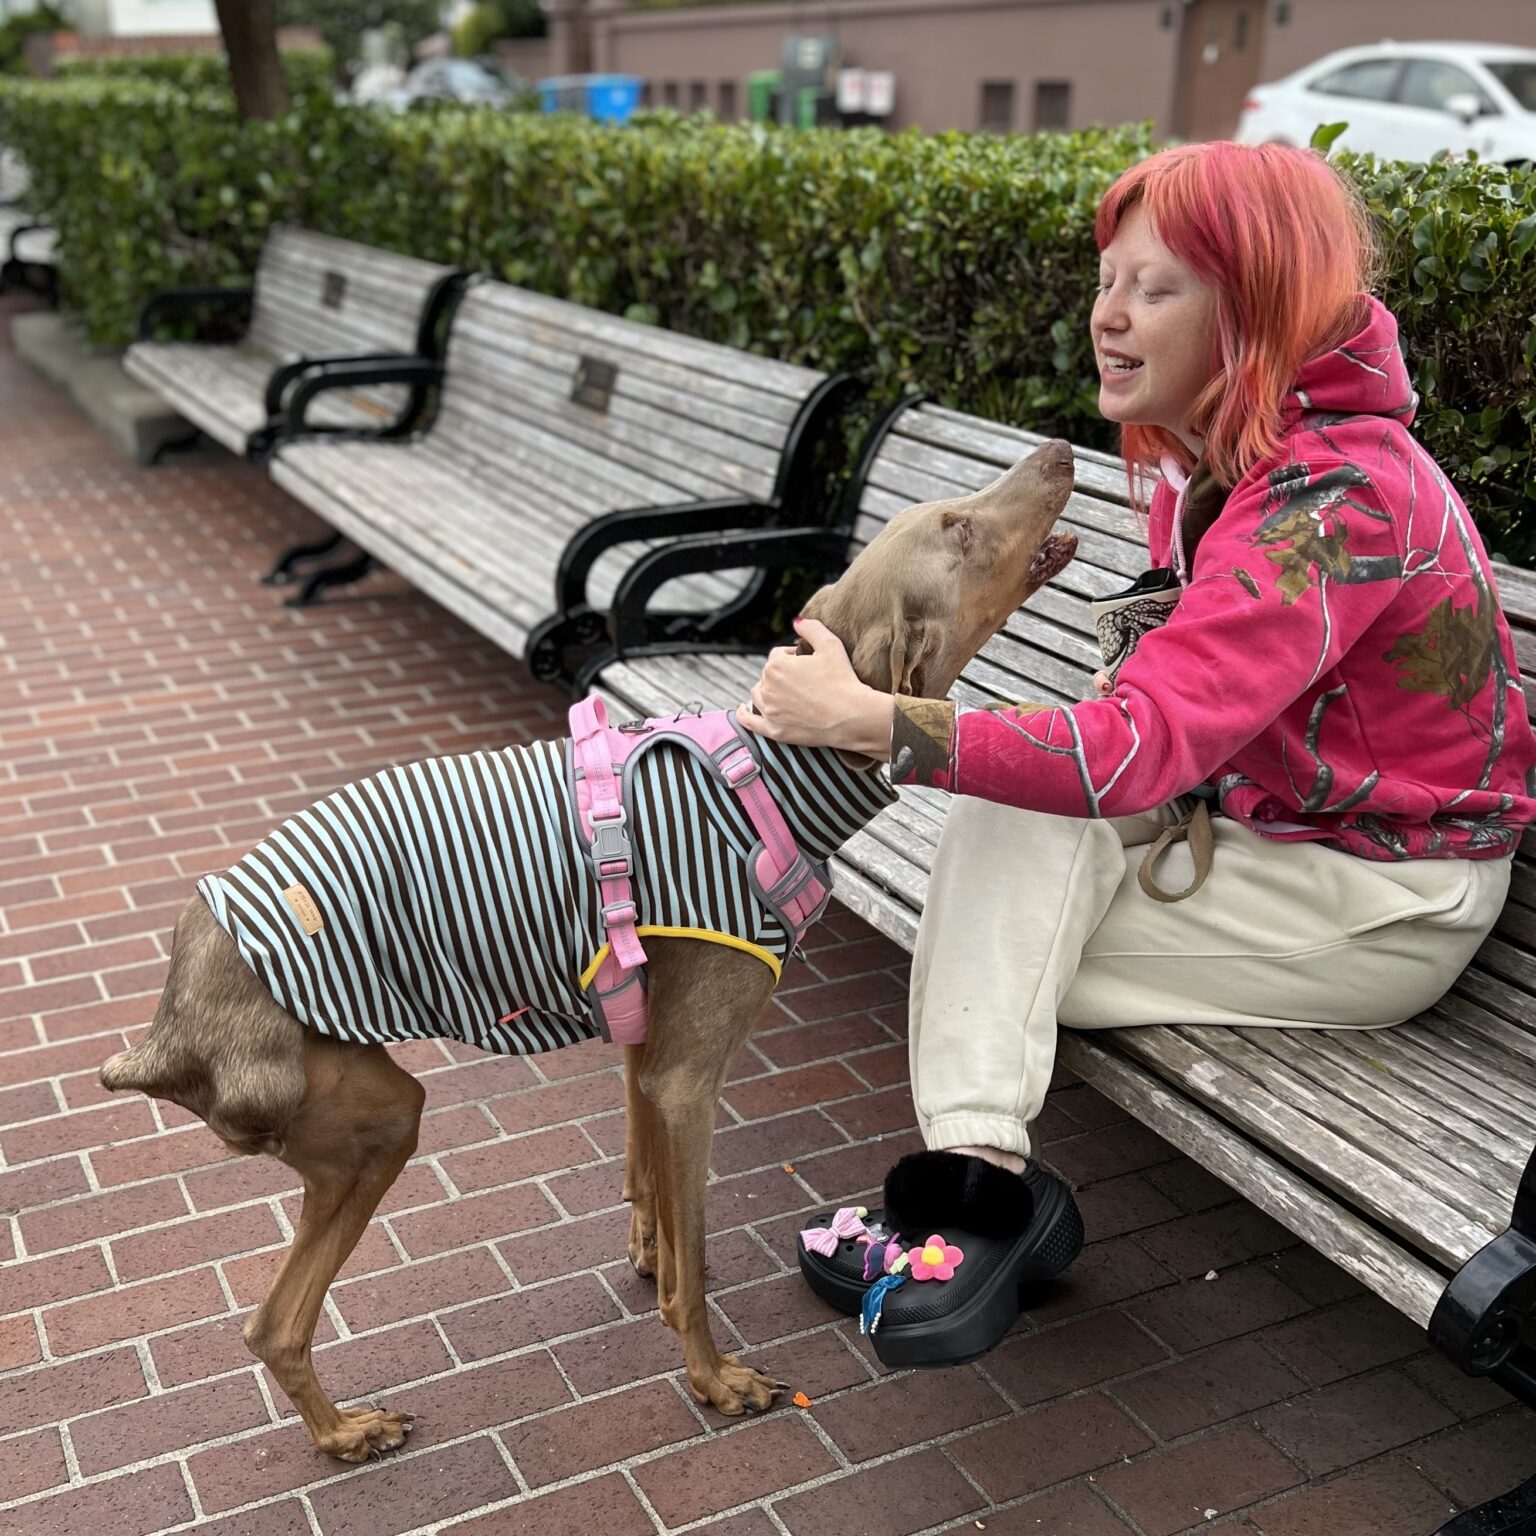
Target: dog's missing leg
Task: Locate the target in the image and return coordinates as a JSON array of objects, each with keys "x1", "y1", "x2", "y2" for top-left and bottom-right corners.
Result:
[{"x1": 101, "y1": 439, "x2": 1077, "y2": 1459}]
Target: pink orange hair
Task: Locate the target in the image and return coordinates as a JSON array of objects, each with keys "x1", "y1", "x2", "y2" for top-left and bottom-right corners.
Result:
[{"x1": 1094, "y1": 141, "x2": 1378, "y2": 492}]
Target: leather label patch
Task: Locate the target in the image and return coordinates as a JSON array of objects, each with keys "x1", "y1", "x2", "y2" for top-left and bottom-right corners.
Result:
[
  {"x1": 571, "y1": 355, "x2": 617, "y2": 413},
  {"x1": 321, "y1": 270, "x2": 347, "y2": 309},
  {"x1": 282, "y1": 883, "x2": 323, "y2": 936}
]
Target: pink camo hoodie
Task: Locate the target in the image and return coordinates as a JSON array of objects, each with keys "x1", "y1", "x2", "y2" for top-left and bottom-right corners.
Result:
[{"x1": 893, "y1": 296, "x2": 1536, "y2": 861}]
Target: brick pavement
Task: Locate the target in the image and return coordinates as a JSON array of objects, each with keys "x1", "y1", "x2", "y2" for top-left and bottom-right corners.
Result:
[{"x1": 0, "y1": 292, "x2": 1530, "y2": 1536}]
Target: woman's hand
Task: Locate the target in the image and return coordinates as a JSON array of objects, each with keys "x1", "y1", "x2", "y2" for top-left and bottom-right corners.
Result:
[{"x1": 737, "y1": 618, "x2": 895, "y2": 760}]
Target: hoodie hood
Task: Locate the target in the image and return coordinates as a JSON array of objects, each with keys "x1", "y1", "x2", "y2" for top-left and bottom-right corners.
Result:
[{"x1": 1285, "y1": 294, "x2": 1418, "y2": 425}]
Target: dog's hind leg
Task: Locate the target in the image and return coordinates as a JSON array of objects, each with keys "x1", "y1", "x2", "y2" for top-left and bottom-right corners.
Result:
[
  {"x1": 623, "y1": 1042, "x2": 658, "y2": 1279},
  {"x1": 639, "y1": 937, "x2": 779, "y2": 1416},
  {"x1": 243, "y1": 1032, "x2": 424, "y2": 1461}
]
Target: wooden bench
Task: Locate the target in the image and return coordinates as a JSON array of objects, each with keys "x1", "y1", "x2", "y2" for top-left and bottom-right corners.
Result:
[
  {"x1": 0, "y1": 148, "x2": 59, "y2": 305},
  {"x1": 265, "y1": 276, "x2": 857, "y2": 652},
  {"x1": 589, "y1": 397, "x2": 1536, "y2": 1444},
  {"x1": 124, "y1": 226, "x2": 462, "y2": 461}
]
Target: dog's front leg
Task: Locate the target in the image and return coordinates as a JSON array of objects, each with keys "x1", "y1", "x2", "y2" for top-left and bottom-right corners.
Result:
[{"x1": 622, "y1": 1042, "x2": 658, "y2": 1278}]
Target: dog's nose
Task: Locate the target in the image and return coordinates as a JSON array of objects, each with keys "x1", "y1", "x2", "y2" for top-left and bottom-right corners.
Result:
[{"x1": 1040, "y1": 439, "x2": 1073, "y2": 472}]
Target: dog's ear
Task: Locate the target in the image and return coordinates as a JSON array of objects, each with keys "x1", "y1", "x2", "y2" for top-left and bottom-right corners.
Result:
[{"x1": 804, "y1": 580, "x2": 946, "y2": 697}]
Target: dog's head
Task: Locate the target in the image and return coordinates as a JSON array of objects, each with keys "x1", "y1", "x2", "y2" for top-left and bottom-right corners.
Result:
[{"x1": 804, "y1": 437, "x2": 1077, "y2": 700}]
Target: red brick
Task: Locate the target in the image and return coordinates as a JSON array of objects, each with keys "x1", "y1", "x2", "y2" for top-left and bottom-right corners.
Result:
[
  {"x1": 965, "y1": 1484, "x2": 1139, "y2": 1534},
  {"x1": 0, "y1": 1077, "x2": 58, "y2": 1126},
  {"x1": 948, "y1": 1393, "x2": 1154, "y2": 1502},
  {"x1": 542, "y1": 1159, "x2": 623, "y2": 1216},
  {"x1": 0, "y1": 1345, "x2": 148, "y2": 1432},
  {"x1": 821, "y1": 1082, "x2": 920, "y2": 1138},
  {"x1": 440, "y1": 1273, "x2": 622, "y2": 1363},
  {"x1": 419, "y1": 1055, "x2": 540, "y2": 1109},
  {"x1": 495, "y1": 1205, "x2": 629, "y2": 1285},
  {"x1": 0, "y1": 1096, "x2": 156, "y2": 1162},
  {"x1": 503, "y1": 1378, "x2": 701, "y2": 1486},
  {"x1": 0, "y1": 1034, "x2": 115, "y2": 1089},
  {"x1": 0, "y1": 1312, "x2": 42, "y2": 1370},
  {"x1": 526, "y1": 1034, "x2": 621, "y2": 1080},
  {"x1": 487, "y1": 1070, "x2": 626, "y2": 1134},
  {"x1": 92, "y1": 1123, "x2": 232, "y2": 1186},
  {"x1": 439, "y1": 1124, "x2": 596, "y2": 1191},
  {"x1": 1097, "y1": 1425, "x2": 1305, "y2": 1536},
  {"x1": 224, "y1": 1220, "x2": 397, "y2": 1306},
  {"x1": 44, "y1": 1263, "x2": 228, "y2": 1354},
  {"x1": 390, "y1": 1180, "x2": 556, "y2": 1259},
  {"x1": 1251, "y1": 1457, "x2": 1458, "y2": 1536},
  {"x1": 441, "y1": 1472, "x2": 648, "y2": 1536},
  {"x1": 3, "y1": 1243, "x2": 113, "y2": 1310},
  {"x1": 332, "y1": 1244, "x2": 510, "y2": 1333},
  {"x1": 635, "y1": 1415, "x2": 839, "y2": 1526},
  {"x1": 113, "y1": 1201, "x2": 284, "y2": 1281},
  {"x1": 790, "y1": 1128, "x2": 923, "y2": 1203},
  {"x1": 151, "y1": 1309, "x2": 313, "y2": 1389},
  {"x1": 9, "y1": 1461, "x2": 194, "y2": 1536},
  {"x1": 814, "y1": 1366, "x2": 1010, "y2": 1461},
  {"x1": 724, "y1": 1061, "x2": 865, "y2": 1121},
  {"x1": 32, "y1": 935, "x2": 158, "y2": 981},
  {"x1": 376, "y1": 1159, "x2": 449, "y2": 1213},
  {"x1": 40, "y1": 992, "x2": 156, "y2": 1040},
  {"x1": 754, "y1": 1014, "x2": 892, "y2": 1069},
  {"x1": 183, "y1": 1149, "x2": 298, "y2": 1209},
  {"x1": 70, "y1": 1372, "x2": 272, "y2": 1476},
  {"x1": 308, "y1": 1434, "x2": 521, "y2": 1536},
  {"x1": 19, "y1": 1176, "x2": 189, "y2": 1254},
  {"x1": 272, "y1": 1318, "x2": 453, "y2": 1410},
  {"x1": 416, "y1": 1101, "x2": 499, "y2": 1154},
  {"x1": 0, "y1": 974, "x2": 103, "y2": 1019},
  {"x1": 1261, "y1": 1294, "x2": 1428, "y2": 1386},
  {"x1": 0, "y1": 1154, "x2": 90, "y2": 1219},
  {"x1": 1126, "y1": 1261, "x2": 1312, "y2": 1352},
  {"x1": 0, "y1": 1426, "x2": 68, "y2": 1502},
  {"x1": 776, "y1": 1448, "x2": 985, "y2": 1536}
]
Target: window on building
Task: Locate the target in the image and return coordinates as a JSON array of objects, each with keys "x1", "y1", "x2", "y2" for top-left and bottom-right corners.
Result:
[
  {"x1": 1274, "y1": 0, "x2": 1291, "y2": 23},
  {"x1": 719, "y1": 80, "x2": 738, "y2": 119},
  {"x1": 1034, "y1": 80, "x2": 1071, "y2": 131},
  {"x1": 980, "y1": 80, "x2": 1015, "y2": 133},
  {"x1": 639, "y1": 81, "x2": 652, "y2": 109},
  {"x1": 1309, "y1": 59, "x2": 1401, "y2": 102},
  {"x1": 1234, "y1": 10, "x2": 1249, "y2": 51},
  {"x1": 689, "y1": 80, "x2": 708, "y2": 112},
  {"x1": 662, "y1": 80, "x2": 679, "y2": 108}
]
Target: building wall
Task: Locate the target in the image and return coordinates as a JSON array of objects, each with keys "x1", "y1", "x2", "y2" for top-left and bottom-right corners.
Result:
[
  {"x1": 589, "y1": 0, "x2": 1181, "y2": 135},
  {"x1": 70, "y1": 0, "x2": 216, "y2": 38},
  {"x1": 1258, "y1": 0, "x2": 1536, "y2": 80}
]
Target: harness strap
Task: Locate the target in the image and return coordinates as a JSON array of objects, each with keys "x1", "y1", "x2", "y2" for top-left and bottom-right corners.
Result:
[{"x1": 566, "y1": 698, "x2": 832, "y2": 1047}]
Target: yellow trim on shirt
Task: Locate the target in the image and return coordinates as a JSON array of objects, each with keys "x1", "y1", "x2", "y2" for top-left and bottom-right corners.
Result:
[{"x1": 579, "y1": 926, "x2": 782, "y2": 992}]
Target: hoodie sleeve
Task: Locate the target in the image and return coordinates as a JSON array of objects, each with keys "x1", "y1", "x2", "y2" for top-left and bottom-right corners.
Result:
[{"x1": 891, "y1": 455, "x2": 1406, "y2": 816}]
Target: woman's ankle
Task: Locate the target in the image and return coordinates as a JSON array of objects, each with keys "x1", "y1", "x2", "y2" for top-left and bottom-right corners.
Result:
[{"x1": 949, "y1": 1144, "x2": 1027, "y2": 1177}]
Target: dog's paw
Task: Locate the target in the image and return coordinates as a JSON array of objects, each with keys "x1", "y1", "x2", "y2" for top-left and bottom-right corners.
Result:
[
  {"x1": 316, "y1": 1405, "x2": 413, "y2": 1462},
  {"x1": 689, "y1": 1355, "x2": 778, "y2": 1416}
]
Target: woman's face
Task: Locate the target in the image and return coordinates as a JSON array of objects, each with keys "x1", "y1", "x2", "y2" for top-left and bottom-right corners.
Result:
[{"x1": 1092, "y1": 204, "x2": 1219, "y2": 450}]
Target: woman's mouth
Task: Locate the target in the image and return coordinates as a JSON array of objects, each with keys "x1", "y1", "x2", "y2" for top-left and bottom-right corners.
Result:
[{"x1": 1101, "y1": 355, "x2": 1143, "y2": 378}]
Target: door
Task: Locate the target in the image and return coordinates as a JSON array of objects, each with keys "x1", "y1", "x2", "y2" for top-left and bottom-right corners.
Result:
[{"x1": 1175, "y1": 0, "x2": 1267, "y2": 142}]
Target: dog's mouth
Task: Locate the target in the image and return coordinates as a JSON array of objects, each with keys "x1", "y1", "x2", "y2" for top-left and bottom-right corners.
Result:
[{"x1": 1027, "y1": 532, "x2": 1077, "y2": 588}]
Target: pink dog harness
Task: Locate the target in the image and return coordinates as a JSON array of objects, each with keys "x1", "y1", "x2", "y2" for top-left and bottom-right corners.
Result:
[{"x1": 569, "y1": 697, "x2": 832, "y2": 1045}]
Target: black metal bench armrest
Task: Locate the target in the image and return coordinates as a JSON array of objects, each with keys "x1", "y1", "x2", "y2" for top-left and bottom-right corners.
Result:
[
  {"x1": 556, "y1": 498, "x2": 774, "y2": 614},
  {"x1": 284, "y1": 356, "x2": 441, "y2": 434},
  {"x1": 137, "y1": 286, "x2": 255, "y2": 342},
  {"x1": 610, "y1": 526, "x2": 850, "y2": 652},
  {"x1": 262, "y1": 352, "x2": 420, "y2": 419}
]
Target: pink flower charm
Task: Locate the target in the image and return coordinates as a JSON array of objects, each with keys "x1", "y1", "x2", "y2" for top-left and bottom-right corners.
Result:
[{"x1": 906, "y1": 1234, "x2": 964, "y2": 1281}]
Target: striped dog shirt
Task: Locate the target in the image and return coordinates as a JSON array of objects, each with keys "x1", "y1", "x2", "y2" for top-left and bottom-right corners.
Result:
[{"x1": 197, "y1": 722, "x2": 896, "y2": 1058}]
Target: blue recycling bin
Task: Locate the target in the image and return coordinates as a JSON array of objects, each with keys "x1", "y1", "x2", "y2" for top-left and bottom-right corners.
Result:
[{"x1": 585, "y1": 74, "x2": 643, "y2": 123}]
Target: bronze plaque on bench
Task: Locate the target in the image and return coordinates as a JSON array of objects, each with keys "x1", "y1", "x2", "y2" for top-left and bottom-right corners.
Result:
[
  {"x1": 571, "y1": 355, "x2": 618, "y2": 413},
  {"x1": 321, "y1": 271, "x2": 347, "y2": 310}
]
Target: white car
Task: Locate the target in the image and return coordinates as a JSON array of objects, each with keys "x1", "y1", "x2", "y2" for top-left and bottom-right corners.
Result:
[{"x1": 1236, "y1": 42, "x2": 1536, "y2": 164}]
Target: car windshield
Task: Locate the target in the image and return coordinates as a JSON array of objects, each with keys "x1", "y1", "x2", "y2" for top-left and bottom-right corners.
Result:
[{"x1": 1485, "y1": 61, "x2": 1536, "y2": 112}]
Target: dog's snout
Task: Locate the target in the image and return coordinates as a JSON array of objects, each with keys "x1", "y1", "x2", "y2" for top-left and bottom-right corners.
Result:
[{"x1": 1037, "y1": 439, "x2": 1073, "y2": 475}]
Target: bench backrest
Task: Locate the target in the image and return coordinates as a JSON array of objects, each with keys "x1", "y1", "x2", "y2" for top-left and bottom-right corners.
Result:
[
  {"x1": 852, "y1": 399, "x2": 1536, "y2": 949},
  {"x1": 427, "y1": 278, "x2": 831, "y2": 509},
  {"x1": 247, "y1": 226, "x2": 454, "y2": 362}
]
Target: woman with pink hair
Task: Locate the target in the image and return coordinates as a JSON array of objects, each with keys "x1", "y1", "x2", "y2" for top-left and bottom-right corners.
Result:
[{"x1": 743, "y1": 142, "x2": 1536, "y2": 1367}]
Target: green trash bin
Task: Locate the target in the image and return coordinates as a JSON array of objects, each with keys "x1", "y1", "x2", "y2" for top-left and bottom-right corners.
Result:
[{"x1": 747, "y1": 70, "x2": 781, "y2": 123}]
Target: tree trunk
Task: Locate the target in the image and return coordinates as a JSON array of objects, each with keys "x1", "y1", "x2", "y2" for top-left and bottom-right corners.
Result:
[{"x1": 215, "y1": 0, "x2": 290, "y2": 121}]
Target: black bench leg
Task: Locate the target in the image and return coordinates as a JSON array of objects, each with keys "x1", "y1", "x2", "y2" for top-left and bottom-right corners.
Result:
[
  {"x1": 148, "y1": 427, "x2": 206, "y2": 466},
  {"x1": 525, "y1": 606, "x2": 609, "y2": 690},
  {"x1": 1433, "y1": 1474, "x2": 1536, "y2": 1535},
  {"x1": 285, "y1": 550, "x2": 376, "y2": 608},
  {"x1": 262, "y1": 531, "x2": 347, "y2": 587}
]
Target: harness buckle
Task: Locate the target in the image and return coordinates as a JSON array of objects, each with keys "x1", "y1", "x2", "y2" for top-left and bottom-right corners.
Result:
[
  {"x1": 589, "y1": 808, "x2": 632, "y2": 880},
  {"x1": 601, "y1": 899, "x2": 639, "y2": 930},
  {"x1": 721, "y1": 751, "x2": 760, "y2": 789}
]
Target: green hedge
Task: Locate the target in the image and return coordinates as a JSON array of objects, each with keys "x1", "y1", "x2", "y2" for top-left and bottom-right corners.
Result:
[
  {"x1": 55, "y1": 48, "x2": 333, "y2": 95},
  {"x1": 0, "y1": 77, "x2": 1531, "y2": 558}
]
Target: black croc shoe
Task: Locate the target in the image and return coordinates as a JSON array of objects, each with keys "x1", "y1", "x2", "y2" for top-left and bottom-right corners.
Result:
[
  {"x1": 797, "y1": 1206, "x2": 893, "y2": 1316},
  {"x1": 866, "y1": 1165, "x2": 1084, "y2": 1369}
]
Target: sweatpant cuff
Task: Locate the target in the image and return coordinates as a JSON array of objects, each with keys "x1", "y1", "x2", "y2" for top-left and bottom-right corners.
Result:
[{"x1": 922, "y1": 1113, "x2": 1033, "y2": 1159}]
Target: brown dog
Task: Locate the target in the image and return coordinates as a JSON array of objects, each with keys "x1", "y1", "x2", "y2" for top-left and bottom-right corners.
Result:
[{"x1": 99, "y1": 440, "x2": 1076, "y2": 1461}]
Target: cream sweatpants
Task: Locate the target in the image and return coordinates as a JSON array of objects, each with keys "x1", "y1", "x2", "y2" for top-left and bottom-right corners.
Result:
[{"x1": 908, "y1": 796, "x2": 1512, "y2": 1157}]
